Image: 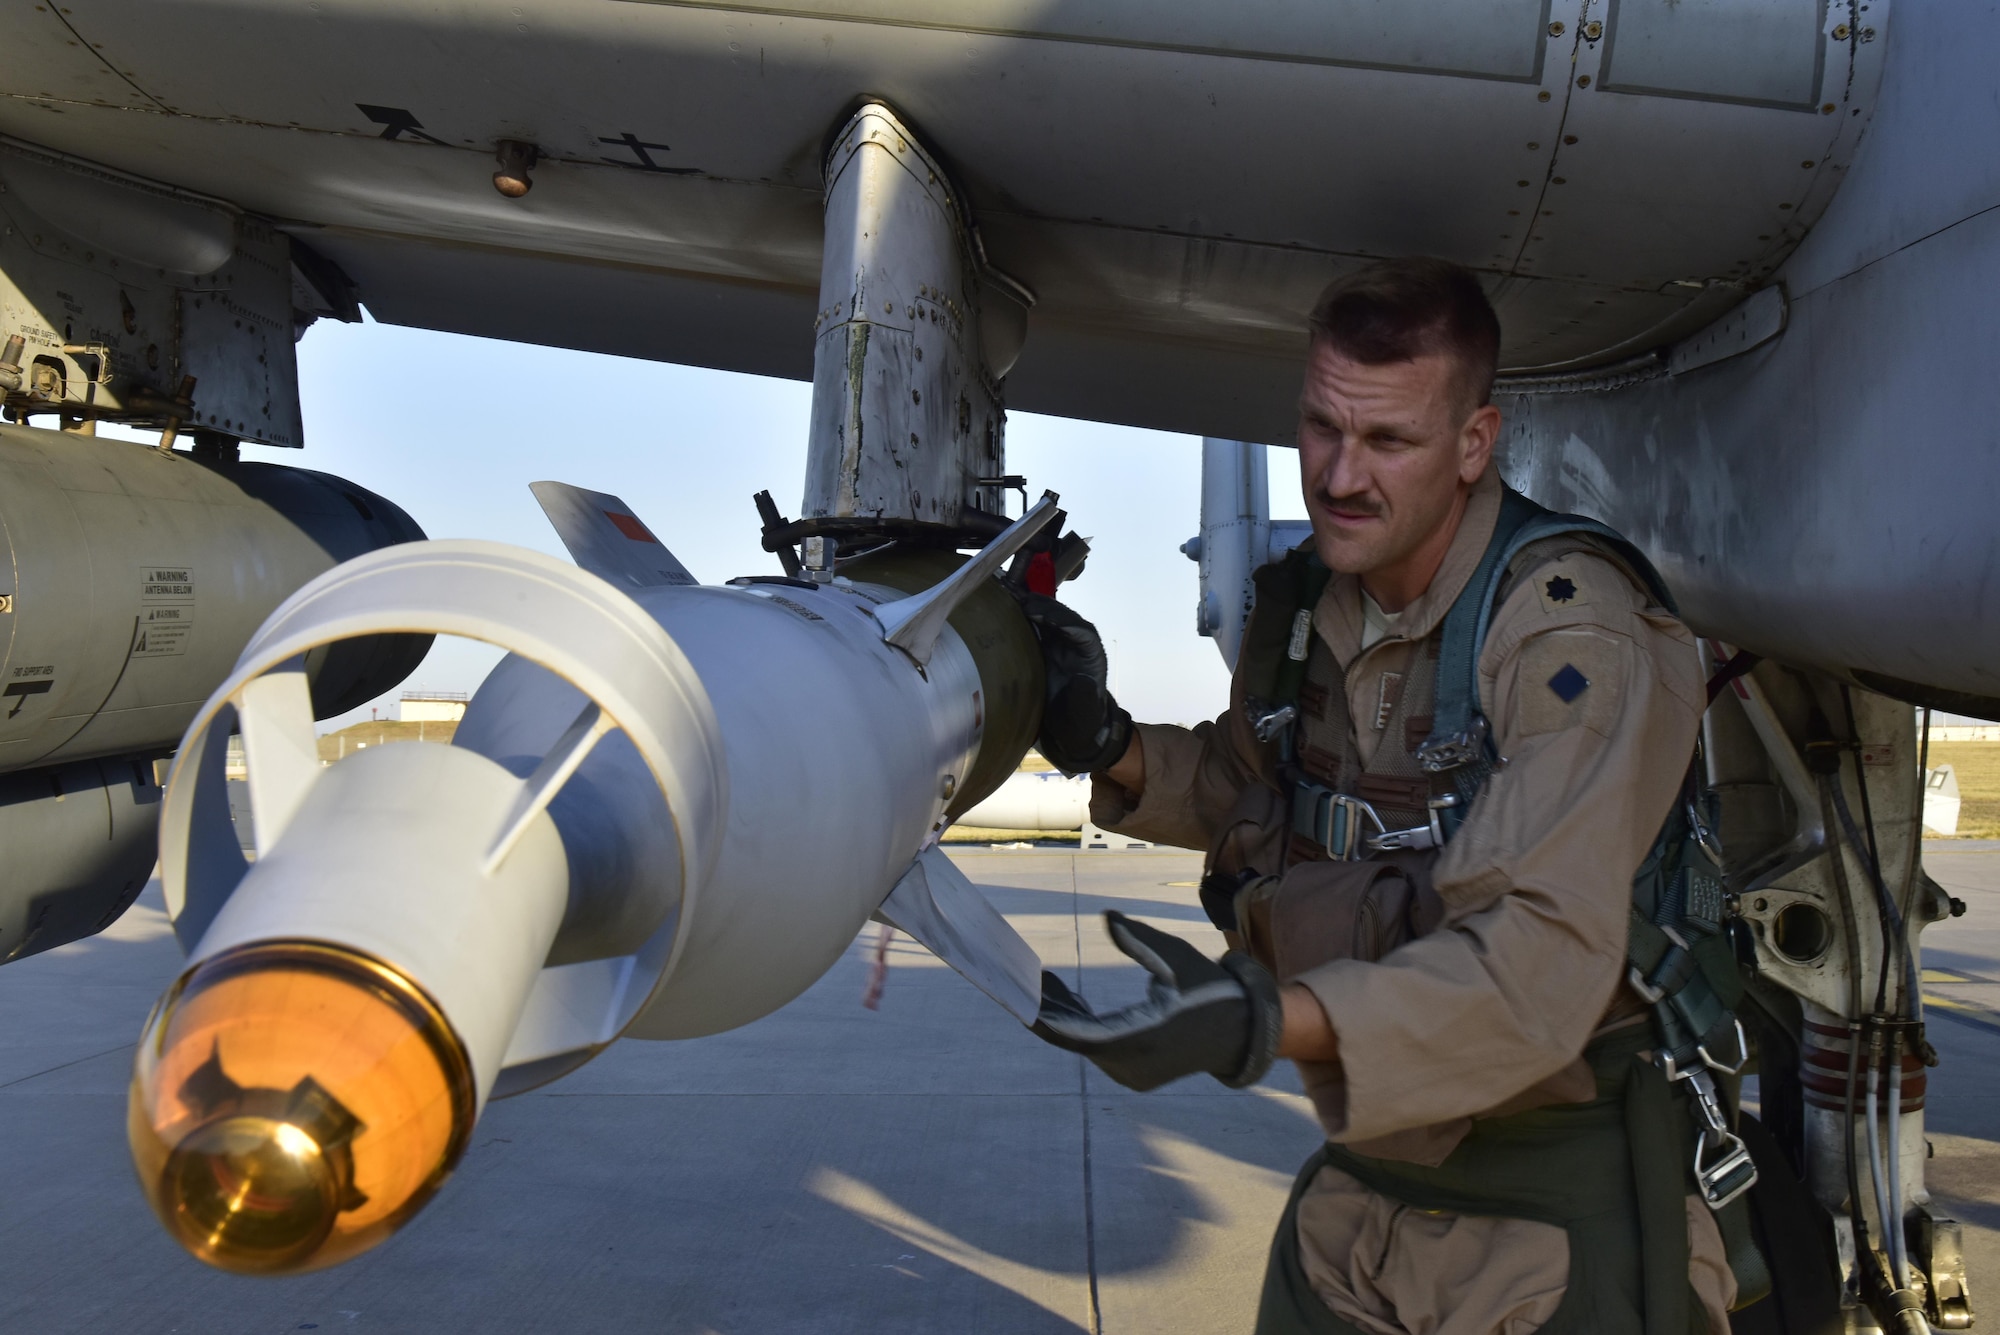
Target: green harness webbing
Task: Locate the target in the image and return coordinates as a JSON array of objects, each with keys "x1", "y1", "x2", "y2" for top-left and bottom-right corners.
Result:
[
  {"x1": 1267, "y1": 555, "x2": 1333, "y2": 759},
  {"x1": 1423, "y1": 489, "x2": 1676, "y2": 838}
]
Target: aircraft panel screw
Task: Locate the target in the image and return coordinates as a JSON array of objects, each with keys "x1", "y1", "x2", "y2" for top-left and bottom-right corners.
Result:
[
  {"x1": 1583, "y1": 21, "x2": 1602, "y2": 39},
  {"x1": 1548, "y1": 20, "x2": 1564, "y2": 35},
  {"x1": 1833, "y1": 23, "x2": 1850, "y2": 39}
]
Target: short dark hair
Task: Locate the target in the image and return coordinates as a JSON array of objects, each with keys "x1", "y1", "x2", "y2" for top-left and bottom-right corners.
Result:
[{"x1": 1307, "y1": 258, "x2": 1501, "y2": 411}]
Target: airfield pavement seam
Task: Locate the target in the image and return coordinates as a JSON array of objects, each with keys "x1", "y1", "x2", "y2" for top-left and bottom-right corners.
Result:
[
  {"x1": 0, "y1": 1041, "x2": 133, "y2": 1090},
  {"x1": 1071, "y1": 854, "x2": 1106, "y2": 1335}
]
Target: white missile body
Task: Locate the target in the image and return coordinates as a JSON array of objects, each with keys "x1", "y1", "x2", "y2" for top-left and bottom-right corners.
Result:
[
  {"x1": 134, "y1": 493, "x2": 1057, "y2": 1271},
  {"x1": 462, "y1": 570, "x2": 988, "y2": 1044}
]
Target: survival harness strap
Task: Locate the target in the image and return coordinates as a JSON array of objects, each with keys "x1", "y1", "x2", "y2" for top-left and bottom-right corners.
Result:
[{"x1": 1262, "y1": 487, "x2": 1758, "y2": 1212}]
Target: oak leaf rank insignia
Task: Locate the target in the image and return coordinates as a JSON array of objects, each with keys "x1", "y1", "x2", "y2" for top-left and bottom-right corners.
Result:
[{"x1": 1535, "y1": 568, "x2": 1589, "y2": 612}]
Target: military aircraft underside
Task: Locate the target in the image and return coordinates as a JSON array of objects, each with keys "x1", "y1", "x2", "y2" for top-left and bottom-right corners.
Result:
[{"x1": 0, "y1": 1, "x2": 1992, "y2": 1330}]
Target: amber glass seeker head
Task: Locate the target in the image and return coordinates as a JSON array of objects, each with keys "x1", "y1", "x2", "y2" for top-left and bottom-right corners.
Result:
[{"x1": 128, "y1": 941, "x2": 474, "y2": 1273}]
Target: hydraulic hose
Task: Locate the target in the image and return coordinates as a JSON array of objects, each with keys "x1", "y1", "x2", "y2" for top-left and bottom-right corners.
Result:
[
  {"x1": 1826, "y1": 753, "x2": 1924, "y2": 1303},
  {"x1": 1819, "y1": 778, "x2": 1870, "y2": 1266},
  {"x1": 1864, "y1": 1033, "x2": 1905, "y2": 1289},
  {"x1": 1889, "y1": 1053, "x2": 1909, "y2": 1288}
]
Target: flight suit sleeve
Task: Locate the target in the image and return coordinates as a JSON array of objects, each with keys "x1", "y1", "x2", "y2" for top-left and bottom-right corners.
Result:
[
  {"x1": 1289, "y1": 548, "x2": 1703, "y2": 1143},
  {"x1": 1088, "y1": 709, "x2": 1270, "y2": 852}
]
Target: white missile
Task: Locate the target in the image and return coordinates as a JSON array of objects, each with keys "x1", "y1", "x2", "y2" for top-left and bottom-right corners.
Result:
[{"x1": 130, "y1": 488, "x2": 1061, "y2": 1274}]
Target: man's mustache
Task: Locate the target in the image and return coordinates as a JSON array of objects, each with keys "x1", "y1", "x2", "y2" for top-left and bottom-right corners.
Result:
[{"x1": 1313, "y1": 491, "x2": 1384, "y2": 519}]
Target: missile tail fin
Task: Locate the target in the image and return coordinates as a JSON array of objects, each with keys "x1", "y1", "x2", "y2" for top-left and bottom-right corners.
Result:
[
  {"x1": 530, "y1": 481, "x2": 697, "y2": 589},
  {"x1": 873, "y1": 847, "x2": 1042, "y2": 1024}
]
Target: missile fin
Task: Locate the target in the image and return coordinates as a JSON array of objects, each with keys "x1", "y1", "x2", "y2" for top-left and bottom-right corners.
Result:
[
  {"x1": 237, "y1": 662, "x2": 323, "y2": 855},
  {"x1": 873, "y1": 847, "x2": 1042, "y2": 1024},
  {"x1": 874, "y1": 492, "x2": 1061, "y2": 664},
  {"x1": 530, "y1": 481, "x2": 698, "y2": 589}
]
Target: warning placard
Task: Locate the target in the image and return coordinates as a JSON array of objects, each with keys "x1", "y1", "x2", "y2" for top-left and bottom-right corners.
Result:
[
  {"x1": 132, "y1": 605, "x2": 193, "y2": 658},
  {"x1": 140, "y1": 566, "x2": 195, "y2": 603}
]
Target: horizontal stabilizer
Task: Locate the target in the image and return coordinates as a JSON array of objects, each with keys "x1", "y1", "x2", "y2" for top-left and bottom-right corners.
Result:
[
  {"x1": 530, "y1": 481, "x2": 697, "y2": 589},
  {"x1": 874, "y1": 847, "x2": 1042, "y2": 1024}
]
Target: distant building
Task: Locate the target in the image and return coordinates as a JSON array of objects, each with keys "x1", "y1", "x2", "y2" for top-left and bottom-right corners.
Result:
[{"x1": 400, "y1": 691, "x2": 470, "y2": 723}]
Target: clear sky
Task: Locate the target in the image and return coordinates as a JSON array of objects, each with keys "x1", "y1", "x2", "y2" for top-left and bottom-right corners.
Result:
[{"x1": 273, "y1": 315, "x2": 1309, "y2": 732}]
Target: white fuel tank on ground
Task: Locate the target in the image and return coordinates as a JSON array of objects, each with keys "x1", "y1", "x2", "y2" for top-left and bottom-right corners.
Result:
[{"x1": 954, "y1": 770, "x2": 1090, "y2": 833}]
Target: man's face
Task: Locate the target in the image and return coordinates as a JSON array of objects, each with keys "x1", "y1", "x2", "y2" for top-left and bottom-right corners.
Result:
[{"x1": 1296, "y1": 340, "x2": 1499, "y2": 586}]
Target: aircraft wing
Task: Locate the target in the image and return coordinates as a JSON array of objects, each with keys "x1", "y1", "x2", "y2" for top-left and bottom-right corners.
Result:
[{"x1": 0, "y1": 0, "x2": 1871, "y2": 444}]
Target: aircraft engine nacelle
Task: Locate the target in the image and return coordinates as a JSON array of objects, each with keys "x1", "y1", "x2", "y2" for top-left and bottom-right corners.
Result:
[
  {"x1": 0, "y1": 424, "x2": 427, "y2": 961},
  {"x1": 132, "y1": 498, "x2": 1056, "y2": 1274}
]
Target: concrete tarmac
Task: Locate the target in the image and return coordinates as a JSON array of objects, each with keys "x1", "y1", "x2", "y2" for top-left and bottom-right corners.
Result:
[{"x1": 4, "y1": 845, "x2": 2000, "y2": 1333}]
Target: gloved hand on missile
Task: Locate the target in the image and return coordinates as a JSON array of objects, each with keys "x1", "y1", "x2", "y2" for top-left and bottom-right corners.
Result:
[
  {"x1": 1031, "y1": 911, "x2": 1282, "y2": 1091},
  {"x1": 1017, "y1": 594, "x2": 1133, "y2": 775}
]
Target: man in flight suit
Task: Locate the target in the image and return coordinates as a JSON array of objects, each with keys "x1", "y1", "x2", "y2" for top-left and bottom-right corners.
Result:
[{"x1": 1025, "y1": 259, "x2": 1736, "y2": 1334}]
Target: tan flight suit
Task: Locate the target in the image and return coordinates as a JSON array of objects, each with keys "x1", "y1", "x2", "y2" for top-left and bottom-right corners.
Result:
[{"x1": 1092, "y1": 469, "x2": 1736, "y2": 1334}]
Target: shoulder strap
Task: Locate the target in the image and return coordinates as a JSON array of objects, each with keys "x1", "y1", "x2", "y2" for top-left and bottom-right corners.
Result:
[
  {"x1": 1271, "y1": 551, "x2": 1332, "y2": 710},
  {"x1": 1422, "y1": 486, "x2": 1678, "y2": 835},
  {"x1": 1425, "y1": 487, "x2": 1545, "y2": 766},
  {"x1": 1240, "y1": 547, "x2": 1317, "y2": 696}
]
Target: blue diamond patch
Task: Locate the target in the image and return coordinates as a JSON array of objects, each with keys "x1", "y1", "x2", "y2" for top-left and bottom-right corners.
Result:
[{"x1": 1548, "y1": 663, "x2": 1590, "y2": 703}]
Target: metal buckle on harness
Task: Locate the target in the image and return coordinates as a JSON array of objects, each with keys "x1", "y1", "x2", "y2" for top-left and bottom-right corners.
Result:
[
  {"x1": 1626, "y1": 921, "x2": 1688, "y2": 1009},
  {"x1": 1682, "y1": 1064, "x2": 1758, "y2": 1209},
  {"x1": 1697, "y1": 1018, "x2": 1749, "y2": 1076},
  {"x1": 1303, "y1": 790, "x2": 1383, "y2": 860},
  {"x1": 1249, "y1": 703, "x2": 1298, "y2": 744},
  {"x1": 1415, "y1": 716, "x2": 1489, "y2": 774},
  {"x1": 1368, "y1": 794, "x2": 1460, "y2": 854},
  {"x1": 1686, "y1": 799, "x2": 1723, "y2": 864},
  {"x1": 1299, "y1": 787, "x2": 1462, "y2": 860},
  {"x1": 1651, "y1": 1019, "x2": 1757, "y2": 1210}
]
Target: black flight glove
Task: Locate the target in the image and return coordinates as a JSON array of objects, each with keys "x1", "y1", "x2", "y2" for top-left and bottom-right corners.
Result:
[
  {"x1": 1018, "y1": 593, "x2": 1133, "y2": 775},
  {"x1": 1031, "y1": 911, "x2": 1282, "y2": 1091}
]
